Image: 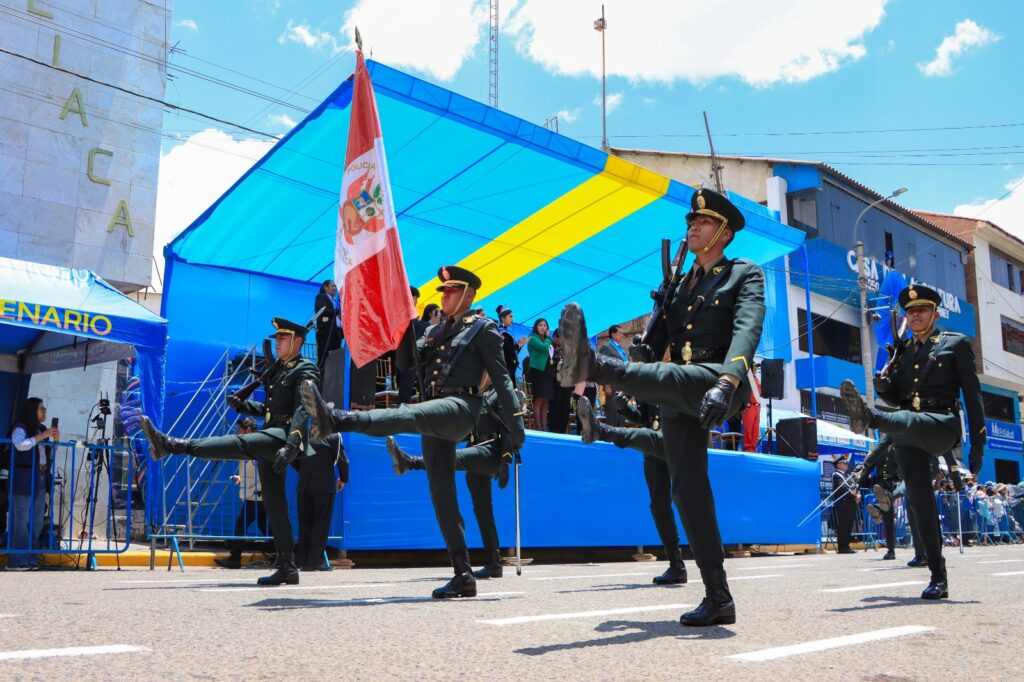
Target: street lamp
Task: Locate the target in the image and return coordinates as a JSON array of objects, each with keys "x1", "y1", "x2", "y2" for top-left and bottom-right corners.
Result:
[
  {"x1": 594, "y1": 6, "x2": 607, "y2": 151},
  {"x1": 855, "y1": 187, "x2": 908, "y2": 410}
]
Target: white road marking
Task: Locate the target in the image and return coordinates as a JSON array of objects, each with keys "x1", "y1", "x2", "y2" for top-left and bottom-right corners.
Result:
[
  {"x1": 951, "y1": 553, "x2": 998, "y2": 559},
  {"x1": 728, "y1": 625, "x2": 934, "y2": 662},
  {"x1": 479, "y1": 603, "x2": 691, "y2": 626},
  {"x1": 858, "y1": 567, "x2": 906, "y2": 572},
  {"x1": 730, "y1": 574, "x2": 783, "y2": 581},
  {"x1": 198, "y1": 582, "x2": 396, "y2": 593},
  {"x1": 0, "y1": 644, "x2": 149, "y2": 662},
  {"x1": 820, "y1": 580, "x2": 926, "y2": 593},
  {"x1": 735, "y1": 564, "x2": 803, "y2": 570},
  {"x1": 0, "y1": 615, "x2": 18, "y2": 619},
  {"x1": 977, "y1": 559, "x2": 1024, "y2": 565},
  {"x1": 991, "y1": 571, "x2": 1024, "y2": 577},
  {"x1": 118, "y1": 579, "x2": 224, "y2": 585},
  {"x1": 527, "y1": 572, "x2": 654, "y2": 582}
]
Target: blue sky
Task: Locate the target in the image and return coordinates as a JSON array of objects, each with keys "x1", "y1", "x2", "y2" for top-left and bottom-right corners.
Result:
[{"x1": 154, "y1": 0, "x2": 1024, "y2": 265}]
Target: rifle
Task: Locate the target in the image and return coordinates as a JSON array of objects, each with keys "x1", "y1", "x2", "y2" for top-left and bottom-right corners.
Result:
[
  {"x1": 873, "y1": 310, "x2": 908, "y2": 395},
  {"x1": 640, "y1": 238, "x2": 688, "y2": 362}
]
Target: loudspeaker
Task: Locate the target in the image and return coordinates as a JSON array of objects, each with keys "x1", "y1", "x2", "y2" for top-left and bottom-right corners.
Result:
[
  {"x1": 776, "y1": 416, "x2": 817, "y2": 460},
  {"x1": 760, "y1": 359, "x2": 785, "y2": 399}
]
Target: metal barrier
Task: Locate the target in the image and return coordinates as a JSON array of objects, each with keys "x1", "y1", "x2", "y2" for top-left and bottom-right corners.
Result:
[
  {"x1": 2, "y1": 438, "x2": 136, "y2": 569},
  {"x1": 815, "y1": 483, "x2": 910, "y2": 550},
  {"x1": 945, "y1": 492, "x2": 1024, "y2": 546}
]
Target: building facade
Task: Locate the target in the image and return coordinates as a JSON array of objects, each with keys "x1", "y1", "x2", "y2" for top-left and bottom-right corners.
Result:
[{"x1": 1, "y1": 0, "x2": 171, "y2": 292}]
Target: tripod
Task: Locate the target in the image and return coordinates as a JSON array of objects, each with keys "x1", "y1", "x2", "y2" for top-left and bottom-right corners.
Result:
[
  {"x1": 755, "y1": 397, "x2": 776, "y2": 454},
  {"x1": 82, "y1": 399, "x2": 121, "y2": 570}
]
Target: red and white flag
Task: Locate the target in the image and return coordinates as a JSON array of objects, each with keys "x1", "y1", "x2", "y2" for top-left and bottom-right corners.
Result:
[{"x1": 335, "y1": 51, "x2": 417, "y2": 368}]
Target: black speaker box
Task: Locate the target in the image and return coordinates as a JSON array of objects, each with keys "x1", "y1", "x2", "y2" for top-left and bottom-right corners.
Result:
[
  {"x1": 776, "y1": 416, "x2": 817, "y2": 460},
  {"x1": 321, "y1": 349, "x2": 346, "y2": 407},
  {"x1": 760, "y1": 358, "x2": 785, "y2": 399}
]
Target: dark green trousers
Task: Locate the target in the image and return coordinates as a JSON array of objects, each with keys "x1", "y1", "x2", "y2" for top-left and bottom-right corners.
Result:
[
  {"x1": 458, "y1": 443, "x2": 502, "y2": 553},
  {"x1": 604, "y1": 427, "x2": 680, "y2": 553},
  {"x1": 876, "y1": 409, "x2": 959, "y2": 573},
  {"x1": 604, "y1": 361, "x2": 730, "y2": 575},
  {"x1": 348, "y1": 396, "x2": 481, "y2": 554},
  {"x1": 187, "y1": 431, "x2": 294, "y2": 556}
]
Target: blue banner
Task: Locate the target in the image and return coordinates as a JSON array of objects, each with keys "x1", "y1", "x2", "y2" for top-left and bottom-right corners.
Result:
[{"x1": 987, "y1": 418, "x2": 1022, "y2": 453}]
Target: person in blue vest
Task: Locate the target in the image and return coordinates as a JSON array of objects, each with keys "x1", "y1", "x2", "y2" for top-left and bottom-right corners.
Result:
[{"x1": 4, "y1": 398, "x2": 59, "y2": 570}]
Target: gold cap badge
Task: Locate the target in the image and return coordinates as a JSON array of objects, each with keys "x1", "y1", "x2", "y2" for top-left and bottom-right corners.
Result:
[
  {"x1": 908, "y1": 287, "x2": 918, "y2": 300},
  {"x1": 697, "y1": 193, "x2": 706, "y2": 209}
]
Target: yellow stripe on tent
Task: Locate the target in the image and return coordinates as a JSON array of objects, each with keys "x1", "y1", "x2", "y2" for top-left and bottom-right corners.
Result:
[{"x1": 418, "y1": 155, "x2": 669, "y2": 307}]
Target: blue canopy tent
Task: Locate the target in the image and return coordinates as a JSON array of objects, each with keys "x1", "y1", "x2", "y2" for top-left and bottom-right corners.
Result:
[
  {"x1": 0, "y1": 256, "x2": 167, "y2": 521},
  {"x1": 161, "y1": 60, "x2": 815, "y2": 549}
]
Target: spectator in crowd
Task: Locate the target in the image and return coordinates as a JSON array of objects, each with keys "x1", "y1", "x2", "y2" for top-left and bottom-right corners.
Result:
[
  {"x1": 416, "y1": 303, "x2": 441, "y2": 339},
  {"x1": 295, "y1": 433, "x2": 349, "y2": 571},
  {"x1": 314, "y1": 280, "x2": 342, "y2": 374},
  {"x1": 548, "y1": 328, "x2": 573, "y2": 434},
  {"x1": 598, "y1": 325, "x2": 630, "y2": 427},
  {"x1": 215, "y1": 417, "x2": 269, "y2": 569},
  {"x1": 396, "y1": 286, "x2": 421, "y2": 405},
  {"x1": 495, "y1": 306, "x2": 520, "y2": 383},
  {"x1": 524, "y1": 318, "x2": 554, "y2": 431},
  {"x1": 4, "y1": 398, "x2": 59, "y2": 570}
]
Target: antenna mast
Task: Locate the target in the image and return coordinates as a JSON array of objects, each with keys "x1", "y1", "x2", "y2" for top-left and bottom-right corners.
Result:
[{"x1": 703, "y1": 111, "x2": 725, "y2": 193}]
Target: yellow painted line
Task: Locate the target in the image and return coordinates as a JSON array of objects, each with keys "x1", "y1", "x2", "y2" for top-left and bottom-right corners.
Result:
[{"x1": 418, "y1": 155, "x2": 669, "y2": 307}]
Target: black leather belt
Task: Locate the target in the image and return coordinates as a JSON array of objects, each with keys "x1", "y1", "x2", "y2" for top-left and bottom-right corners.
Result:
[
  {"x1": 900, "y1": 398, "x2": 959, "y2": 413},
  {"x1": 428, "y1": 386, "x2": 480, "y2": 399},
  {"x1": 670, "y1": 344, "x2": 726, "y2": 365}
]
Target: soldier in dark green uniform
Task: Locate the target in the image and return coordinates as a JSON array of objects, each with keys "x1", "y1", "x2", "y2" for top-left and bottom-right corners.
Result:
[
  {"x1": 139, "y1": 317, "x2": 319, "y2": 586},
  {"x1": 576, "y1": 396, "x2": 688, "y2": 585},
  {"x1": 840, "y1": 283, "x2": 985, "y2": 600},
  {"x1": 384, "y1": 386, "x2": 513, "y2": 580},
  {"x1": 859, "y1": 436, "x2": 899, "y2": 560},
  {"x1": 300, "y1": 266, "x2": 525, "y2": 599},
  {"x1": 558, "y1": 187, "x2": 764, "y2": 626}
]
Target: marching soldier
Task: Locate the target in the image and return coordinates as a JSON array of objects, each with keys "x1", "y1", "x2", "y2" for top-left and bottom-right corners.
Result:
[
  {"x1": 301, "y1": 266, "x2": 525, "y2": 599},
  {"x1": 841, "y1": 283, "x2": 985, "y2": 600},
  {"x1": 557, "y1": 187, "x2": 764, "y2": 626},
  {"x1": 576, "y1": 397, "x2": 688, "y2": 585},
  {"x1": 859, "y1": 436, "x2": 899, "y2": 560},
  {"x1": 140, "y1": 317, "x2": 319, "y2": 586},
  {"x1": 384, "y1": 385, "x2": 514, "y2": 580}
]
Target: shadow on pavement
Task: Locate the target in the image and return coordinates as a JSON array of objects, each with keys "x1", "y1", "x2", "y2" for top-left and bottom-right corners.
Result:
[
  {"x1": 514, "y1": 619, "x2": 736, "y2": 656},
  {"x1": 247, "y1": 593, "x2": 525, "y2": 611},
  {"x1": 556, "y1": 583, "x2": 680, "y2": 595},
  {"x1": 829, "y1": 595, "x2": 981, "y2": 613}
]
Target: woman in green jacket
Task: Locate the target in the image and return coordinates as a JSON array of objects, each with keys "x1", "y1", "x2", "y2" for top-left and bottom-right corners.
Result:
[{"x1": 525, "y1": 318, "x2": 554, "y2": 431}]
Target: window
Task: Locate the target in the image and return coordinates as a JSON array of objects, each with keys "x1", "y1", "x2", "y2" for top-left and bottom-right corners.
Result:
[
  {"x1": 798, "y1": 309, "x2": 862, "y2": 364},
  {"x1": 1001, "y1": 316, "x2": 1024, "y2": 358},
  {"x1": 787, "y1": 190, "x2": 818, "y2": 238},
  {"x1": 799, "y1": 391, "x2": 850, "y2": 426},
  {"x1": 884, "y1": 232, "x2": 894, "y2": 267},
  {"x1": 990, "y1": 247, "x2": 1024, "y2": 294},
  {"x1": 983, "y1": 391, "x2": 1015, "y2": 422}
]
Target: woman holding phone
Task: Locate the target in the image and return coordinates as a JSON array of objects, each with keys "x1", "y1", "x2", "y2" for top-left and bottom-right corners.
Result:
[{"x1": 5, "y1": 397, "x2": 59, "y2": 570}]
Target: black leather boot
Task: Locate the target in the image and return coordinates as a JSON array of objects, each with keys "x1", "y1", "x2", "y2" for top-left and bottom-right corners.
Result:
[
  {"x1": 839, "y1": 381, "x2": 880, "y2": 434},
  {"x1": 577, "y1": 397, "x2": 600, "y2": 444},
  {"x1": 140, "y1": 416, "x2": 193, "y2": 461},
  {"x1": 257, "y1": 553, "x2": 299, "y2": 586},
  {"x1": 432, "y1": 551, "x2": 477, "y2": 599},
  {"x1": 300, "y1": 380, "x2": 363, "y2": 440},
  {"x1": 921, "y1": 558, "x2": 948, "y2": 600},
  {"x1": 653, "y1": 548, "x2": 688, "y2": 585},
  {"x1": 882, "y1": 549, "x2": 896, "y2": 560},
  {"x1": 907, "y1": 555, "x2": 927, "y2": 567},
  {"x1": 680, "y1": 569, "x2": 735, "y2": 626},
  {"x1": 472, "y1": 549, "x2": 504, "y2": 579},
  {"x1": 385, "y1": 436, "x2": 425, "y2": 475}
]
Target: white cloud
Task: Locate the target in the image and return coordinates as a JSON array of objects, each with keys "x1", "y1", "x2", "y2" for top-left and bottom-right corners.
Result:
[
  {"x1": 154, "y1": 130, "x2": 275, "y2": 289},
  {"x1": 917, "y1": 19, "x2": 999, "y2": 77},
  {"x1": 642, "y1": 96, "x2": 656, "y2": 106},
  {"x1": 594, "y1": 91, "x2": 623, "y2": 114},
  {"x1": 506, "y1": 0, "x2": 887, "y2": 86},
  {"x1": 268, "y1": 113, "x2": 297, "y2": 129},
  {"x1": 953, "y1": 175, "x2": 1024, "y2": 240},
  {"x1": 278, "y1": 20, "x2": 339, "y2": 51},
  {"x1": 339, "y1": 0, "x2": 490, "y2": 80},
  {"x1": 174, "y1": 19, "x2": 198, "y2": 32},
  {"x1": 554, "y1": 107, "x2": 580, "y2": 123}
]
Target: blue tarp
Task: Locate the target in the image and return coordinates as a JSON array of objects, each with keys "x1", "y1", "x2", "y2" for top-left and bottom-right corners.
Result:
[
  {"x1": 160, "y1": 59, "x2": 812, "y2": 548},
  {"x1": 0, "y1": 256, "x2": 167, "y2": 519}
]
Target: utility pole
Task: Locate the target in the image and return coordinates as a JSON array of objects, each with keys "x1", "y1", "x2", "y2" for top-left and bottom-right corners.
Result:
[
  {"x1": 594, "y1": 6, "x2": 607, "y2": 150},
  {"x1": 702, "y1": 111, "x2": 724, "y2": 193},
  {"x1": 488, "y1": 0, "x2": 499, "y2": 108}
]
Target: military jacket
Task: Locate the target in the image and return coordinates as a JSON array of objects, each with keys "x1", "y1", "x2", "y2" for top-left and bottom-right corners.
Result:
[
  {"x1": 237, "y1": 355, "x2": 320, "y2": 452},
  {"x1": 862, "y1": 437, "x2": 899, "y2": 482},
  {"x1": 664, "y1": 257, "x2": 765, "y2": 382},
  {"x1": 398, "y1": 314, "x2": 523, "y2": 436},
  {"x1": 877, "y1": 331, "x2": 985, "y2": 446},
  {"x1": 831, "y1": 470, "x2": 858, "y2": 502}
]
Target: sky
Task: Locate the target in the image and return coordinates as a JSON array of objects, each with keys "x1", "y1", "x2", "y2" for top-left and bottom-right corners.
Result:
[{"x1": 154, "y1": 0, "x2": 1024, "y2": 289}]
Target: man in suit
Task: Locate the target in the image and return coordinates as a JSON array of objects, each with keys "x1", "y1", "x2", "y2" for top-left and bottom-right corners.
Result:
[
  {"x1": 140, "y1": 317, "x2": 319, "y2": 586},
  {"x1": 831, "y1": 456, "x2": 859, "y2": 554},
  {"x1": 315, "y1": 280, "x2": 341, "y2": 374},
  {"x1": 599, "y1": 325, "x2": 630, "y2": 427},
  {"x1": 295, "y1": 433, "x2": 349, "y2": 571},
  {"x1": 841, "y1": 283, "x2": 986, "y2": 600},
  {"x1": 300, "y1": 265, "x2": 525, "y2": 599},
  {"x1": 557, "y1": 188, "x2": 764, "y2": 626}
]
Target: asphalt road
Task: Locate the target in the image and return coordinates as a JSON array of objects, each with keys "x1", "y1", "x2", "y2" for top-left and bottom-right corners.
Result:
[{"x1": 1, "y1": 544, "x2": 1022, "y2": 680}]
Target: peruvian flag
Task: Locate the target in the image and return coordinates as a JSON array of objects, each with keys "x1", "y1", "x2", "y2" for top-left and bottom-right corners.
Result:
[{"x1": 335, "y1": 51, "x2": 417, "y2": 368}]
